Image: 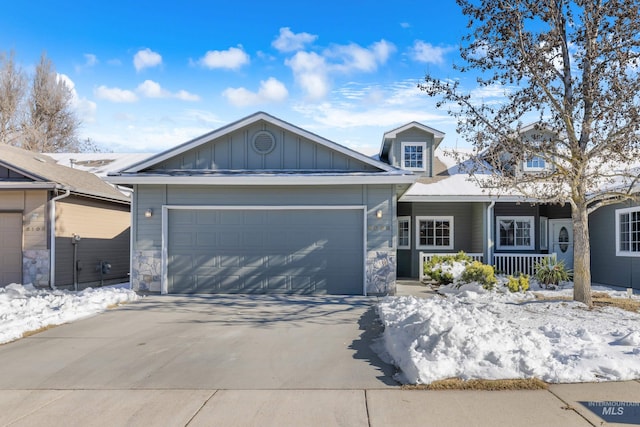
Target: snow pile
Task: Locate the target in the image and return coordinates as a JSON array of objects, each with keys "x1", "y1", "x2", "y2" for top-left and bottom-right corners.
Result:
[
  {"x1": 0, "y1": 283, "x2": 138, "y2": 344},
  {"x1": 376, "y1": 283, "x2": 640, "y2": 384}
]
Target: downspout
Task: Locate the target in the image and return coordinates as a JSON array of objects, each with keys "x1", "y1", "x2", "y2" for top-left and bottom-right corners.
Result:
[
  {"x1": 49, "y1": 188, "x2": 71, "y2": 290},
  {"x1": 487, "y1": 201, "x2": 496, "y2": 266}
]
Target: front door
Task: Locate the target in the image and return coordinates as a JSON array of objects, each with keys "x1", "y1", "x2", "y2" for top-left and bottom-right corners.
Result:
[{"x1": 549, "y1": 219, "x2": 573, "y2": 269}]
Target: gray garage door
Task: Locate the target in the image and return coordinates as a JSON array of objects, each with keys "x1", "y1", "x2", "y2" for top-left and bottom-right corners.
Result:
[
  {"x1": 0, "y1": 213, "x2": 23, "y2": 286},
  {"x1": 167, "y1": 208, "x2": 364, "y2": 295}
]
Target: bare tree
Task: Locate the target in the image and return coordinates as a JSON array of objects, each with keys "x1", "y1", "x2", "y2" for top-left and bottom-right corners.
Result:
[
  {"x1": 421, "y1": 0, "x2": 640, "y2": 306},
  {"x1": 0, "y1": 51, "x2": 27, "y2": 144},
  {"x1": 21, "y1": 52, "x2": 81, "y2": 152}
]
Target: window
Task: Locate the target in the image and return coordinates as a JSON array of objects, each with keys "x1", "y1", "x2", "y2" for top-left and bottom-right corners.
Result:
[
  {"x1": 539, "y1": 216, "x2": 548, "y2": 250},
  {"x1": 496, "y1": 216, "x2": 535, "y2": 250},
  {"x1": 398, "y1": 216, "x2": 411, "y2": 249},
  {"x1": 616, "y1": 207, "x2": 640, "y2": 257},
  {"x1": 416, "y1": 216, "x2": 453, "y2": 249},
  {"x1": 401, "y1": 142, "x2": 427, "y2": 171},
  {"x1": 523, "y1": 156, "x2": 546, "y2": 171}
]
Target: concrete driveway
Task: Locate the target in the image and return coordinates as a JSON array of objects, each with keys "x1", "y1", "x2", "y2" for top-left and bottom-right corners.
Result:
[{"x1": 0, "y1": 294, "x2": 397, "y2": 390}]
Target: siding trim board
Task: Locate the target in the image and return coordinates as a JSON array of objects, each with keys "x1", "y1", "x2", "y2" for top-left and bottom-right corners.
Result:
[{"x1": 161, "y1": 204, "x2": 367, "y2": 295}]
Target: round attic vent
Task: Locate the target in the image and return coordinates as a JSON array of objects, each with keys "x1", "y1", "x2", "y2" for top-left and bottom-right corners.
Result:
[{"x1": 252, "y1": 130, "x2": 276, "y2": 154}]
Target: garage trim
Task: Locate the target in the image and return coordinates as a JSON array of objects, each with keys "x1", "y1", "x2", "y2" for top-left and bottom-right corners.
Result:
[{"x1": 161, "y1": 205, "x2": 367, "y2": 295}]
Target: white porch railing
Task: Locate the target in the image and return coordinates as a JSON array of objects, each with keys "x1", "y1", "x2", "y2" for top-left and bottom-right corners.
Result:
[
  {"x1": 493, "y1": 253, "x2": 556, "y2": 276},
  {"x1": 419, "y1": 252, "x2": 484, "y2": 282},
  {"x1": 419, "y1": 251, "x2": 557, "y2": 281}
]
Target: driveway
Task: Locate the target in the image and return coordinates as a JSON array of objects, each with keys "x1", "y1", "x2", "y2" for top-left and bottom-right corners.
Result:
[{"x1": 0, "y1": 294, "x2": 397, "y2": 390}]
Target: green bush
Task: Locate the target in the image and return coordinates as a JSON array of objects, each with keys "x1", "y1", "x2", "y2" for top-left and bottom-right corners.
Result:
[
  {"x1": 423, "y1": 252, "x2": 474, "y2": 285},
  {"x1": 506, "y1": 275, "x2": 530, "y2": 292},
  {"x1": 459, "y1": 261, "x2": 497, "y2": 290},
  {"x1": 534, "y1": 257, "x2": 572, "y2": 288}
]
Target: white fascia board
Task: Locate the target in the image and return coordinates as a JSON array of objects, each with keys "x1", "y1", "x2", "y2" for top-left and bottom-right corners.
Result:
[
  {"x1": 121, "y1": 112, "x2": 396, "y2": 174},
  {"x1": 0, "y1": 182, "x2": 59, "y2": 190},
  {"x1": 106, "y1": 174, "x2": 418, "y2": 186},
  {"x1": 399, "y1": 194, "x2": 538, "y2": 203}
]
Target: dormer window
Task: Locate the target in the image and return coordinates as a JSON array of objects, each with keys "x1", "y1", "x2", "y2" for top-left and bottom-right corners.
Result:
[
  {"x1": 523, "y1": 155, "x2": 546, "y2": 171},
  {"x1": 401, "y1": 142, "x2": 427, "y2": 172}
]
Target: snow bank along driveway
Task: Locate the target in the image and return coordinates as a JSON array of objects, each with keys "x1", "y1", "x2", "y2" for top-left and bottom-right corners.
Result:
[
  {"x1": 0, "y1": 283, "x2": 138, "y2": 344},
  {"x1": 376, "y1": 284, "x2": 640, "y2": 384}
]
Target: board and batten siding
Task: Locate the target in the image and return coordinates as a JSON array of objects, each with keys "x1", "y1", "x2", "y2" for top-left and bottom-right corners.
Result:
[
  {"x1": 589, "y1": 201, "x2": 640, "y2": 290},
  {"x1": 0, "y1": 190, "x2": 48, "y2": 251},
  {"x1": 147, "y1": 122, "x2": 376, "y2": 172},
  {"x1": 54, "y1": 196, "x2": 130, "y2": 286},
  {"x1": 388, "y1": 129, "x2": 435, "y2": 177}
]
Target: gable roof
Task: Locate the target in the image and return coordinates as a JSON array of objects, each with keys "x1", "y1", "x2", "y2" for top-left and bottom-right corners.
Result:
[
  {"x1": 379, "y1": 122, "x2": 446, "y2": 161},
  {"x1": 107, "y1": 112, "x2": 416, "y2": 186},
  {"x1": 0, "y1": 144, "x2": 130, "y2": 203}
]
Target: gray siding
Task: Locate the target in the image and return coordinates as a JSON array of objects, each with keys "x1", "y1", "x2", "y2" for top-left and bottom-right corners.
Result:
[
  {"x1": 398, "y1": 202, "x2": 483, "y2": 278},
  {"x1": 589, "y1": 201, "x2": 640, "y2": 290},
  {"x1": 389, "y1": 129, "x2": 435, "y2": 177},
  {"x1": 134, "y1": 184, "x2": 395, "y2": 253},
  {"x1": 146, "y1": 121, "x2": 376, "y2": 172}
]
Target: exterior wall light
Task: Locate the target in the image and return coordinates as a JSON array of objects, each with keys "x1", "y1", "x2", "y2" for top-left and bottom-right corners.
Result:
[
  {"x1": 376, "y1": 210, "x2": 383, "y2": 219},
  {"x1": 145, "y1": 208, "x2": 153, "y2": 218}
]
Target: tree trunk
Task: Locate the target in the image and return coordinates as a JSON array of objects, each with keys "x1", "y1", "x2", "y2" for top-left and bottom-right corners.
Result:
[{"x1": 572, "y1": 203, "x2": 593, "y2": 307}]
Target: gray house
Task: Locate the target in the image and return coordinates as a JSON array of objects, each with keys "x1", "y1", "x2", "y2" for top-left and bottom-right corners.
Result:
[
  {"x1": 0, "y1": 144, "x2": 131, "y2": 288},
  {"x1": 107, "y1": 112, "x2": 416, "y2": 295},
  {"x1": 379, "y1": 122, "x2": 573, "y2": 279}
]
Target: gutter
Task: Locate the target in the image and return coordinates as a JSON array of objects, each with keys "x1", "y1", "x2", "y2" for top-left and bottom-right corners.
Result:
[{"x1": 49, "y1": 188, "x2": 71, "y2": 290}]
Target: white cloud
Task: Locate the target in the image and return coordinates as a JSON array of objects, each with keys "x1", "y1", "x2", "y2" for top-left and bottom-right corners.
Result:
[
  {"x1": 135, "y1": 80, "x2": 201, "y2": 101},
  {"x1": 198, "y1": 46, "x2": 249, "y2": 70},
  {"x1": 133, "y1": 48, "x2": 162, "y2": 72},
  {"x1": 222, "y1": 77, "x2": 288, "y2": 107},
  {"x1": 400, "y1": 22, "x2": 411, "y2": 29},
  {"x1": 285, "y1": 51, "x2": 331, "y2": 100},
  {"x1": 95, "y1": 85, "x2": 139, "y2": 103},
  {"x1": 327, "y1": 40, "x2": 396, "y2": 73},
  {"x1": 57, "y1": 73, "x2": 97, "y2": 123},
  {"x1": 84, "y1": 53, "x2": 98, "y2": 67},
  {"x1": 136, "y1": 80, "x2": 169, "y2": 98},
  {"x1": 410, "y1": 41, "x2": 453, "y2": 64},
  {"x1": 272, "y1": 27, "x2": 318, "y2": 52}
]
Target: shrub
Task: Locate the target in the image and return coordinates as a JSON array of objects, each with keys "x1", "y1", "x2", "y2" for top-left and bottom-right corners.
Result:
[
  {"x1": 534, "y1": 257, "x2": 572, "y2": 288},
  {"x1": 506, "y1": 275, "x2": 530, "y2": 292},
  {"x1": 423, "y1": 252, "x2": 474, "y2": 285},
  {"x1": 459, "y1": 261, "x2": 497, "y2": 290}
]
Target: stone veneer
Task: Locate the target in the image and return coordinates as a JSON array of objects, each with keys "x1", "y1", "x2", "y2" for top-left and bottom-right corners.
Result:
[
  {"x1": 132, "y1": 250, "x2": 162, "y2": 292},
  {"x1": 366, "y1": 251, "x2": 396, "y2": 295},
  {"x1": 23, "y1": 250, "x2": 50, "y2": 287}
]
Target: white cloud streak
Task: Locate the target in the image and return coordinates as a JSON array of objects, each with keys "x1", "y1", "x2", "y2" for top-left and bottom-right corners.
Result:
[
  {"x1": 410, "y1": 41, "x2": 453, "y2": 64},
  {"x1": 95, "y1": 85, "x2": 139, "y2": 103},
  {"x1": 222, "y1": 77, "x2": 288, "y2": 107}
]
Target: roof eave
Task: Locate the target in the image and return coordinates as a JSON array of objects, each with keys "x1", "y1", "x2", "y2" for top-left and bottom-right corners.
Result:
[{"x1": 106, "y1": 174, "x2": 417, "y2": 186}]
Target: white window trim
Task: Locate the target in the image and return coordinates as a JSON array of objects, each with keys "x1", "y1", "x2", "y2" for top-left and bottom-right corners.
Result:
[
  {"x1": 398, "y1": 216, "x2": 411, "y2": 250},
  {"x1": 416, "y1": 215, "x2": 454, "y2": 250},
  {"x1": 523, "y1": 156, "x2": 547, "y2": 172},
  {"x1": 400, "y1": 141, "x2": 427, "y2": 172},
  {"x1": 616, "y1": 206, "x2": 640, "y2": 257},
  {"x1": 496, "y1": 216, "x2": 535, "y2": 250},
  {"x1": 539, "y1": 216, "x2": 548, "y2": 250}
]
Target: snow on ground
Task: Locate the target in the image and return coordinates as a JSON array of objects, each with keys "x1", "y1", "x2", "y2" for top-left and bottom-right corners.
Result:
[
  {"x1": 0, "y1": 283, "x2": 138, "y2": 345},
  {"x1": 376, "y1": 282, "x2": 640, "y2": 385}
]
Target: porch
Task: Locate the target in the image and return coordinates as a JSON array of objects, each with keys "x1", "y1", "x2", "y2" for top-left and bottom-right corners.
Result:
[{"x1": 418, "y1": 252, "x2": 557, "y2": 282}]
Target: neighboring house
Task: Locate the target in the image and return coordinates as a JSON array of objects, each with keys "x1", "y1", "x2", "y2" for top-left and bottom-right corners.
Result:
[
  {"x1": 107, "y1": 112, "x2": 416, "y2": 295},
  {"x1": 0, "y1": 144, "x2": 131, "y2": 288},
  {"x1": 378, "y1": 122, "x2": 572, "y2": 279}
]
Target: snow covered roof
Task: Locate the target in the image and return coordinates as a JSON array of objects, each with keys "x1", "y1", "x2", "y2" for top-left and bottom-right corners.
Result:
[
  {"x1": 46, "y1": 152, "x2": 154, "y2": 177},
  {"x1": 400, "y1": 150, "x2": 530, "y2": 202}
]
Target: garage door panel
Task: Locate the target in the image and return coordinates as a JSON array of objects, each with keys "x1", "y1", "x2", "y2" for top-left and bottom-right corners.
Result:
[{"x1": 168, "y1": 209, "x2": 363, "y2": 295}]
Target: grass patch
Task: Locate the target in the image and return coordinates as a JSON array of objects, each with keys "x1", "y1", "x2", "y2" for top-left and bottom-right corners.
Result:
[
  {"x1": 402, "y1": 378, "x2": 548, "y2": 391},
  {"x1": 533, "y1": 292, "x2": 640, "y2": 313},
  {"x1": 20, "y1": 324, "x2": 61, "y2": 338}
]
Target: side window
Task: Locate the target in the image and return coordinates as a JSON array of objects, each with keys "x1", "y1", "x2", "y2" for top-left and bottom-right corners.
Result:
[
  {"x1": 616, "y1": 207, "x2": 640, "y2": 257},
  {"x1": 398, "y1": 216, "x2": 411, "y2": 249}
]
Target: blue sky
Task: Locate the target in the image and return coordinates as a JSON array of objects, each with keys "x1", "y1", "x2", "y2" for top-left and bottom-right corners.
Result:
[{"x1": 1, "y1": 0, "x2": 486, "y2": 155}]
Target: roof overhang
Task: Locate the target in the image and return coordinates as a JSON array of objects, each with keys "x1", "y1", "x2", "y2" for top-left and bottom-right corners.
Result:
[
  {"x1": 0, "y1": 182, "x2": 59, "y2": 190},
  {"x1": 106, "y1": 173, "x2": 418, "y2": 186},
  {"x1": 399, "y1": 194, "x2": 541, "y2": 203}
]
